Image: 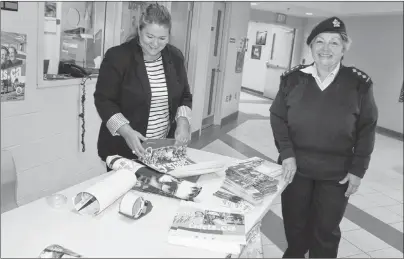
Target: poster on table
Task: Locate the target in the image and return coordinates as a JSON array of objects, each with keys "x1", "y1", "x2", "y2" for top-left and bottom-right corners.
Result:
[{"x1": 1, "y1": 31, "x2": 27, "y2": 102}]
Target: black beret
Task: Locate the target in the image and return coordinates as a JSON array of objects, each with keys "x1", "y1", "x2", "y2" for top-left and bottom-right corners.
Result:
[{"x1": 306, "y1": 17, "x2": 347, "y2": 45}]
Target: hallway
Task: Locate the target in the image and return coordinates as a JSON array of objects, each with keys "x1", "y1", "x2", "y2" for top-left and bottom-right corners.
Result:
[{"x1": 190, "y1": 90, "x2": 403, "y2": 258}]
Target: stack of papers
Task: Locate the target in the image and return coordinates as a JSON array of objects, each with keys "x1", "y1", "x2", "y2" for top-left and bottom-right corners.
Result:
[{"x1": 168, "y1": 201, "x2": 247, "y2": 254}]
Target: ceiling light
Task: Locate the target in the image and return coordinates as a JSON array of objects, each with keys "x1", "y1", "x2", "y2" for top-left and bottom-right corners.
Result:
[
  {"x1": 251, "y1": 3, "x2": 258, "y2": 6},
  {"x1": 306, "y1": 12, "x2": 313, "y2": 15}
]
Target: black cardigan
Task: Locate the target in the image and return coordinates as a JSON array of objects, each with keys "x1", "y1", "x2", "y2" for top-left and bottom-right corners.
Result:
[
  {"x1": 94, "y1": 38, "x2": 192, "y2": 161},
  {"x1": 270, "y1": 64, "x2": 378, "y2": 180}
]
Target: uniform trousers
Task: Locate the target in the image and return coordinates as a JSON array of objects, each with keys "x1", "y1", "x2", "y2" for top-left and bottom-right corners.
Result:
[{"x1": 281, "y1": 173, "x2": 349, "y2": 258}]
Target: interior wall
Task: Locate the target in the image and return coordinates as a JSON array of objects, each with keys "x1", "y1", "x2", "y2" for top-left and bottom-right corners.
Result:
[
  {"x1": 187, "y1": 2, "x2": 215, "y2": 134},
  {"x1": 249, "y1": 9, "x2": 308, "y2": 68},
  {"x1": 219, "y1": 2, "x2": 251, "y2": 119},
  {"x1": 1, "y1": 2, "x2": 106, "y2": 206},
  {"x1": 301, "y1": 15, "x2": 403, "y2": 133}
]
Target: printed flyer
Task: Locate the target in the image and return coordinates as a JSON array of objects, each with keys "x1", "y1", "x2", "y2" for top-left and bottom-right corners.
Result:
[{"x1": 1, "y1": 31, "x2": 27, "y2": 102}]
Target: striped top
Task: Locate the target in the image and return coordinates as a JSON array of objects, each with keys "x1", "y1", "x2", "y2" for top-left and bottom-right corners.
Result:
[
  {"x1": 106, "y1": 57, "x2": 192, "y2": 138},
  {"x1": 144, "y1": 56, "x2": 170, "y2": 139}
]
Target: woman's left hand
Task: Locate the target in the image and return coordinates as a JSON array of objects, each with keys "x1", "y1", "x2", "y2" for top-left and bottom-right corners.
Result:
[
  {"x1": 339, "y1": 173, "x2": 362, "y2": 197},
  {"x1": 175, "y1": 117, "x2": 190, "y2": 146}
]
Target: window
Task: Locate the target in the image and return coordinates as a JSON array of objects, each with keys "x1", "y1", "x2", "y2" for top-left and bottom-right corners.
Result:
[{"x1": 38, "y1": 2, "x2": 107, "y2": 85}]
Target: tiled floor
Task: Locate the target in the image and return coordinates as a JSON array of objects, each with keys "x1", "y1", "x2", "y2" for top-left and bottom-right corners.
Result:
[{"x1": 191, "y1": 91, "x2": 403, "y2": 258}]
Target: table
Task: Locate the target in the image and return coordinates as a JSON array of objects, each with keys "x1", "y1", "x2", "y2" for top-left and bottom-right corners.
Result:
[{"x1": 1, "y1": 148, "x2": 286, "y2": 258}]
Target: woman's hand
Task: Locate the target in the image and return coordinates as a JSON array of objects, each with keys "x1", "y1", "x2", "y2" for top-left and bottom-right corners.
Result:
[
  {"x1": 118, "y1": 124, "x2": 148, "y2": 157},
  {"x1": 175, "y1": 117, "x2": 190, "y2": 146},
  {"x1": 282, "y1": 157, "x2": 297, "y2": 184},
  {"x1": 339, "y1": 173, "x2": 361, "y2": 197}
]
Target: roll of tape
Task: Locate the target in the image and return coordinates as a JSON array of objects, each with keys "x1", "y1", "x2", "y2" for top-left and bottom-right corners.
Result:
[{"x1": 119, "y1": 190, "x2": 145, "y2": 218}]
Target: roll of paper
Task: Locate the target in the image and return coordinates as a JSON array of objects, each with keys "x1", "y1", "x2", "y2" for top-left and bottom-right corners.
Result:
[
  {"x1": 119, "y1": 190, "x2": 145, "y2": 218},
  {"x1": 73, "y1": 169, "x2": 138, "y2": 216}
]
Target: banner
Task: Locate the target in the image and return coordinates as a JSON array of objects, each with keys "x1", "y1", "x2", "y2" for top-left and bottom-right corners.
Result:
[{"x1": 1, "y1": 31, "x2": 27, "y2": 102}]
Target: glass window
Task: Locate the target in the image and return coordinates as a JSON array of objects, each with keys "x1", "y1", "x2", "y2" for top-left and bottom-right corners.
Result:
[{"x1": 42, "y1": 1, "x2": 107, "y2": 81}]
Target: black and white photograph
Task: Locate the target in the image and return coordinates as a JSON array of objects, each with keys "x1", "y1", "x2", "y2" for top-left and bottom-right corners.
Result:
[
  {"x1": 1, "y1": 1, "x2": 403, "y2": 259},
  {"x1": 255, "y1": 31, "x2": 267, "y2": 45},
  {"x1": 250, "y1": 45, "x2": 261, "y2": 60}
]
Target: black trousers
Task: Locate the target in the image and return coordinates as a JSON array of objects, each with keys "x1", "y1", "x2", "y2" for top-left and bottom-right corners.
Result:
[{"x1": 281, "y1": 173, "x2": 349, "y2": 258}]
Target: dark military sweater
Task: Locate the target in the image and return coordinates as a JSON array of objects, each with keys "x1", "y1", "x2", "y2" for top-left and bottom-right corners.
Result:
[{"x1": 270, "y1": 64, "x2": 378, "y2": 180}]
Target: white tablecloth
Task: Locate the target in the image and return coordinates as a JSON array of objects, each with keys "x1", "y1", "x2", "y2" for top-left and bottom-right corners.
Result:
[{"x1": 1, "y1": 148, "x2": 285, "y2": 258}]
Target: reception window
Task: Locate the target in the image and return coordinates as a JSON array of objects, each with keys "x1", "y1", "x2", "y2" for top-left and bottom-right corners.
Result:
[{"x1": 38, "y1": 1, "x2": 108, "y2": 86}]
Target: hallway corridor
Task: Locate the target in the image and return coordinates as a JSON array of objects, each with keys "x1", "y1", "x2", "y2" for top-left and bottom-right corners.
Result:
[{"x1": 190, "y1": 90, "x2": 403, "y2": 258}]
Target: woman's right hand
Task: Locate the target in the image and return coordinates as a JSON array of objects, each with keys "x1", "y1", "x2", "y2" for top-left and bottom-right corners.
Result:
[
  {"x1": 118, "y1": 124, "x2": 148, "y2": 157},
  {"x1": 282, "y1": 157, "x2": 297, "y2": 184}
]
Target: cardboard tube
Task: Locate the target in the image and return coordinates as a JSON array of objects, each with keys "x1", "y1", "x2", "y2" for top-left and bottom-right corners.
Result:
[{"x1": 73, "y1": 169, "x2": 138, "y2": 216}]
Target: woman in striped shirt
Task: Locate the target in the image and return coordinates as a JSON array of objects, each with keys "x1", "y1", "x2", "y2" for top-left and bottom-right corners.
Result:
[{"x1": 94, "y1": 3, "x2": 192, "y2": 163}]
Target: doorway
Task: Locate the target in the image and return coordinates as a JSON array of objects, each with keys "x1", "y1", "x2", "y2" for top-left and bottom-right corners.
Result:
[
  {"x1": 201, "y1": 2, "x2": 226, "y2": 129},
  {"x1": 241, "y1": 22, "x2": 296, "y2": 99}
]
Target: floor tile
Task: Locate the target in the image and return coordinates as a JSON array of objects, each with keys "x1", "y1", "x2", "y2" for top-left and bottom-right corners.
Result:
[
  {"x1": 354, "y1": 184, "x2": 378, "y2": 195},
  {"x1": 379, "y1": 189, "x2": 404, "y2": 203},
  {"x1": 344, "y1": 252, "x2": 371, "y2": 258},
  {"x1": 338, "y1": 238, "x2": 364, "y2": 258},
  {"x1": 367, "y1": 247, "x2": 404, "y2": 258},
  {"x1": 269, "y1": 203, "x2": 283, "y2": 219},
  {"x1": 272, "y1": 193, "x2": 281, "y2": 205},
  {"x1": 263, "y1": 244, "x2": 284, "y2": 258},
  {"x1": 238, "y1": 103, "x2": 271, "y2": 117},
  {"x1": 362, "y1": 206, "x2": 403, "y2": 224},
  {"x1": 342, "y1": 229, "x2": 391, "y2": 252},
  {"x1": 201, "y1": 139, "x2": 247, "y2": 160},
  {"x1": 348, "y1": 194, "x2": 381, "y2": 210},
  {"x1": 227, "y1": 120, "x2": 279, "y2": 161},
  {"x1": 261, "y1": 232, "x2": 274, "y2": 246},
  {"x1": 389, "y1": 222, "x2": 403, "y2": 232},
  {"x1": 340, "y1": 217, "x2": 361, "y2": 232},
  {"x1": 383, "y1": 204, "x2": 403, "y2": 217},
  {"x1": 354, "y1": 193, "x2": 400, "y2": 208}
]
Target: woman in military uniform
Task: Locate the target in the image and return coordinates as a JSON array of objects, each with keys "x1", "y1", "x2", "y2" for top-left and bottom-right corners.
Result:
[{"x1": 270, "y1": 17, "x2": 378, "y2": 258}]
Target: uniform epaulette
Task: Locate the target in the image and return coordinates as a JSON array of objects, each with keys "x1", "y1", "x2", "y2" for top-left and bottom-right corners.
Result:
[
  {"x1": 349, "y1": 66, "x2": 372, "y2": 85},
  {"x1": 281, "y1": 64, "x2": 310, "y2": 78}
]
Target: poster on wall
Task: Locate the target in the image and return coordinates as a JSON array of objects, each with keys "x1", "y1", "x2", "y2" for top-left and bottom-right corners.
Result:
[
  {"x1": 235, "y1": 37, "x2": 248, "y2": 73},
  {"x1": 251, "y1": 45, "x2": 262, "y2": 60},
  {"x1": 44, "y1": 2, "x2": 57, "y2": 17},
  {"x1": 256, "y1": 31, "x2": 267, "y2": 45},
  {"x1": 1, "y1": 31, "x2": 27, "y2": 102}
]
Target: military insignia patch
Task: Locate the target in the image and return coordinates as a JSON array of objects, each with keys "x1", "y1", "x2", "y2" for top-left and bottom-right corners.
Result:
[
  {"x1": 351, "y1": 67, "x2": 372, "y2": 83},
  {"x1": 333, "y1": 19, "x2": 340, "y2": 28}
]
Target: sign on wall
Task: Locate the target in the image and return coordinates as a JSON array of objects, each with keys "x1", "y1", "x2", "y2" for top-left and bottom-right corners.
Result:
[
  {"x1": 275, "y1": 13, "x2": 287, "y2": 24},
  {"x1": 1, "y1": 31, "x2": 27, "y2": 102},
  {"x1": 235, "y1": 37, "x2": 248, "y2": 73},
  {"x1": 1, "y1": 1, "x2": 18, "y2": 11}
]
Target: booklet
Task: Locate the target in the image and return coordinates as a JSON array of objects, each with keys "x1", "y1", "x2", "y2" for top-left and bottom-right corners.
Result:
[
  {"x1": 139, "y1": 139, "x2": 225, "y2": 178},
  {"x1": 106, "y1": 155, "x2": 202, "y2": 201},
  {"x1": 168, "y1": 201, "x2": 247, "y2": 254},
  {"x1": 139, "y1": 139, "x2": 194, "y2": 174}
]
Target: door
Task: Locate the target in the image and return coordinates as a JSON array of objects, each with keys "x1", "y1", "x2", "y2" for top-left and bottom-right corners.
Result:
[
  {"x1": 202, "y1": 2, "x2": 225, "y2": 129},
  {"x1": 264, "y1": 26, "x2": 296, "y2": 99},
  {"x1": 170, "y1": 2, "x2": 193, "y2": 69},
  {"x1": 241, "y1": 21, "x2": 273, "y2": 94}
]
